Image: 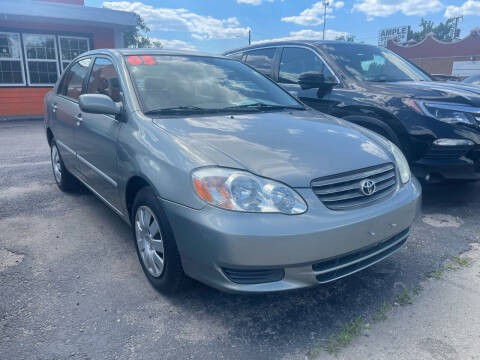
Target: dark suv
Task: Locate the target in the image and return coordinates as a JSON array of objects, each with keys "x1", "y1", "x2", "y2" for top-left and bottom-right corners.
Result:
[{"x1": 224, "y1": 41, "x2": 480, "y2": 182}]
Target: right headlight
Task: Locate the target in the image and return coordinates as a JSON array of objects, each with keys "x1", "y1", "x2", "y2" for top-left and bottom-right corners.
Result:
[
  {"x1": 388, "y1": 141, "x2": 410, "y2": 184},
  {"x1": 403, "y1": 99, "x2": 478, "y2": 126}
]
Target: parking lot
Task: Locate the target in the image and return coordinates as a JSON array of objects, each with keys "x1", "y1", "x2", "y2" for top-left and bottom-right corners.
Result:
[{"x1": 1, "y1": 120, "x2": 479, "y2": 359}]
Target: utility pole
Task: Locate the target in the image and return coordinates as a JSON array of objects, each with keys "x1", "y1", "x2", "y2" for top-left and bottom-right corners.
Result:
[
  {"x1": 322, "y1": 1, "x2": 330, "y2": 40},
  {"x1": 248, "y1": 29, "x2": 251, "y2": 45},
  {"x1": 451, "y1": 16, "x2": 463, "y2": 40}
]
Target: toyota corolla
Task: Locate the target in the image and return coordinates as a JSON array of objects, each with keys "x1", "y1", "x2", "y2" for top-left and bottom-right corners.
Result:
[{"x1": 44, "y1": 49, "x2": 421, "y2": 294}]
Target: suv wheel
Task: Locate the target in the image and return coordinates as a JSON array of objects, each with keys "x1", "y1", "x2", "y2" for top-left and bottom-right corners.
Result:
[
  {"x1": 132, "y1": 187, "x2": 187, "y2": 294},
  {"x1": 50, "y1": 140, "x2": 79, "y2": 192}
]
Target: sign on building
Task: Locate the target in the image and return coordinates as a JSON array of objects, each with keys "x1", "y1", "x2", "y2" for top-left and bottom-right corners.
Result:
[
  {"x1": 452, "y1": 61, "x2": 480, "y2": 76},
  {"x1": 378, "y1": 26, "x2": 409, "y2": 47}
]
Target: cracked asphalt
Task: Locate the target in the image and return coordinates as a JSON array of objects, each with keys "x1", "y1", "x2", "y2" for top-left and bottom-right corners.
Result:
[{"x1": 1, "y1": 120, "x2": 479, "y2": 360}]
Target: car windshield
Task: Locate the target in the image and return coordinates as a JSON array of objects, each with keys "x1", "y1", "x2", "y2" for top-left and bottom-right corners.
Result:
[
  {"x1": 125, "y1": 55, "x2": 303, "y2": 115},
  {"x1": 319, "y1": 43, "x2": 432, "y2": 83},
  {"x1": 463, "y1": 75, "x2": 480, "y2": 84}
]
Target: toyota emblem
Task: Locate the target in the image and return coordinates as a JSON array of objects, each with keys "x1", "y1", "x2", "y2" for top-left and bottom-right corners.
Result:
[{"x1": 360, "y1": 179, "x2": 376, "y2": 196}]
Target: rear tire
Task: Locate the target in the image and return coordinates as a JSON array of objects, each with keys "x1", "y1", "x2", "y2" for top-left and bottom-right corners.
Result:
[
  {"x1": 132, "y1": 186, "x2": 188, "y2": 294},
  {"x1": 50, "y1": 140, "x2": 80, "y2": 192}
]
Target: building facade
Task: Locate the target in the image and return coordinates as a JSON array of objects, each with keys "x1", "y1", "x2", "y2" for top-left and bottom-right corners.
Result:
[
  {"x1": 387, "y1": 28, "x2": 480, "y2": 77},
  {"x1": 0, "y1": 0, "x2": 136, "y2": 119}
]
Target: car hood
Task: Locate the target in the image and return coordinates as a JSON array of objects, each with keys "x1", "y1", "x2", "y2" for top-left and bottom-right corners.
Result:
[
  {"x1": 153, "y1": 110, "x2": 393, "y2": 187},
  {"x1": 367, "y1": 81, "x2": 480, "y2": 106}
]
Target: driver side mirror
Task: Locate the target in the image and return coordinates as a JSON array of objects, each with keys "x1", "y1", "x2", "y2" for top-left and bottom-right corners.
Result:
[
  {"x1": 298, "y1": 71, "x2": 336, "y2": 91},
  {"x1": 79, "y1": 94, "x2": 122, "y2": 115}
]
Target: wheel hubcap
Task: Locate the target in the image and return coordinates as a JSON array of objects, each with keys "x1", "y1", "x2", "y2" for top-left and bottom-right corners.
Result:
[
  {"x1": 51, "y1": 145, "x2": 62, "y2": 183},
  {"x1": 135, "y1": 206, "x2": 165, "y2": 277}
]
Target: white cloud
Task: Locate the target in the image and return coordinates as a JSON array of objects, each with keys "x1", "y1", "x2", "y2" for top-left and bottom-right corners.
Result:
[
  {"x1": 445, "y1": 0, "x2": 480, "y2": 17},
  {"x1": 281, "y1": 1, "x2": 344, "y2": 26},
  {"x1": 150, "y1": 38, "x2": 197, "y2": 51},
  {"x1": 353, "y1": 0, "x2": 443, "y2": 19},
  {"x1": 103, "y1": 1, "x2": 249, "y2": 39},
  {"x1": 236, "y1": 0, "x2": 274, "y2": 5},
  {"x1": 252, "y1": 29, "x2": 350, "y2": 44}
]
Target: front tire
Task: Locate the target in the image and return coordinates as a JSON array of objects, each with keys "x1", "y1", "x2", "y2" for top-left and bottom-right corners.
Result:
[
  {"x1": 50, "y1": 140, "x2": 79, "y2": 192},
  {"x1": 132, "y1": 187, "x2": 187, "y2": 294}
]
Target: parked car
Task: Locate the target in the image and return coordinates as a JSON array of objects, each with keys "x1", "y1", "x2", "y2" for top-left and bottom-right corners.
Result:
[
  {"x1": 224, "y1": 41, "x2": 480, "y2": 183},
  {"x1": 44, "y1": 49, "x2": 421, "y2": 294},
  {"x1": 431, "y1": 74, "x2": 463, "y2": 82},
  {"x1": 463, "y1": 74, "x2": 480, "y2": 85}
]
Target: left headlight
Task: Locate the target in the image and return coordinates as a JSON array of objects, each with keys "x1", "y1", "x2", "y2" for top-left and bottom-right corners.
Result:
[
  {"x1": 388, "y1": 141, "x2": 410, "y2": 184},
  {"x1": 404, "y1": 99, "x2": 477, "y2": 126},
  {"x1": 192, "y1": 167, "x2": 307, "y2": 214}
]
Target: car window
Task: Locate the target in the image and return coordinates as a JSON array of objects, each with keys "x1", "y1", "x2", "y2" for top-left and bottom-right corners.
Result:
[
  {"x1": 279, "y1": 47, "x2": 336, "y2": 84},
  {"x1": 229, "y1": 53, "x2": 244, "y2": 61},
  {"x1": 87, "y1": 57, "x2": 122, "y2": 102},
  {"x1": 244, "y1": 48, "x2": 276, "y2": 76},
  {"x1": 125, "y1": 55, "x2": 302, "y2": 114},
  {"x1": 60, "y1": 58, "x2": 91, "y2": 100}
]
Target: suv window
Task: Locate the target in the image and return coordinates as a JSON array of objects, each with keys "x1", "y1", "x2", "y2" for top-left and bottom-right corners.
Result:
[
  {"x1": 244, "y1": 48, "x2": 276, "y2": 76},
  {"x1": 87, "y1": 57, "x2": 122, "y2": 102},
  {"x1": 229, "y1": 52, "x2": 244, "y2": 61},
  {"x1": 279, "y1": 47, "x2": 336, "y2": 84},
  {"x1": 60, "y1": 58, "x2": 91, "y2": 100}
]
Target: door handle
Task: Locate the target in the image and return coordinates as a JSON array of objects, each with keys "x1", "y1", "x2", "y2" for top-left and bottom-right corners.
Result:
[
  {"x1": 75, "y1": 114, "x2": 82, "y2": 126},
  {"x1": 52, "y1": 104, "x2": 58, "y2": 113}
]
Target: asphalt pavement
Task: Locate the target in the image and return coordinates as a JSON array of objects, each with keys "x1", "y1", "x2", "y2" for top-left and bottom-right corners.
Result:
[{"x1": 1, "y1": 120, "x2": 479, "y2": 360}]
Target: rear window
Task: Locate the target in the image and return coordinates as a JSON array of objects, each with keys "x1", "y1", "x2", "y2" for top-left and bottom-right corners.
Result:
[{"x1": 244, "y1": 48, "x2": 276, "y2": 76}]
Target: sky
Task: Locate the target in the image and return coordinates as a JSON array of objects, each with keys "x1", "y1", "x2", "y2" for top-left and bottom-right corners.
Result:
[{"x1": 84, "y1": 0, "x2": 480, "y2": 53}]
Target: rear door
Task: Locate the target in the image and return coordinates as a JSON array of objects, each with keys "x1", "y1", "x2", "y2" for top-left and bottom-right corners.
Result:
[
  {"x1": 52, "y1": 57, "x2": 91, "y2": 169},
  {"x1": 74, "y1": 56, "x2": 123, "y2": 209},
  {"x1": 277, "y1": 46, "x2": 339, "y2": 113}
]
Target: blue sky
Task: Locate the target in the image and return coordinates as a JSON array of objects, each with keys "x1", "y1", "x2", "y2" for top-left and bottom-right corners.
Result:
[{"x1": 85, "y1": 0, "x2": 480, "y2": 53}]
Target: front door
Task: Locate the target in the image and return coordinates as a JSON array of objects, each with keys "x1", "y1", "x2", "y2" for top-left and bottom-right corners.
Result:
[
  {"x1": 52, "y1": 57, "x2": 91, "y2": 169},
  {"x1": 277, "y1": 46, "x2": 340, "y2": 114},
  {"x1": 75, "y1": 57, "x2": 123, "y2": 210}
]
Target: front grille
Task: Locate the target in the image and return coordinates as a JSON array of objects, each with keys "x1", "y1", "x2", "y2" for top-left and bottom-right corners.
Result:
[
  {"x1": 222, "y1": 268, "x2": 285, "y2": 284},
  {"x1": 423, "y1": 146, "x2": 472, "y2": 160},
  {"x1": 311, "y1": 163, "x2": 397, "y2": 210},
  {"x1": 312, "y1": 229, "x2": 409, "y2": 283}
]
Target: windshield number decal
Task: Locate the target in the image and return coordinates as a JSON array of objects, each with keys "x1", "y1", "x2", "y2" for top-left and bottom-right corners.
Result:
[{"x1": 128, "y1": 56, "x2": 155, "y2": 66}]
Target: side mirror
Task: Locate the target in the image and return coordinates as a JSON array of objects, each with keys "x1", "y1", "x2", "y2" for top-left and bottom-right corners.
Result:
[
  {"x1": 298, "y1": 71, "x2": 336, "y2": 90},
  {"x1": 79, "y1": 94, "x2": 122, "y2": 115}
]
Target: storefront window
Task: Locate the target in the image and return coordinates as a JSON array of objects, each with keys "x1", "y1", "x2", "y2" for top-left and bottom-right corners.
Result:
[
  {"x1": 59, "y1": 36, "x2": 90, "y2": 72},
  {"x1": 0, "y1": 32, "x2": 25, "y2": 86},
  {"x1": 23, "y1": 34, "x2": 59, "y2": 86}
]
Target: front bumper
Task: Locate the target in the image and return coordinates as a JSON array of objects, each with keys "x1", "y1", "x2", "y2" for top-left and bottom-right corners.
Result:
[{"x1": 162, "y1": 178, "x2": 422, "y2": 293}]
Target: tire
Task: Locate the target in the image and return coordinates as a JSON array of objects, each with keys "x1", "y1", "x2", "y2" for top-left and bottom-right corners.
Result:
[
  {"x1": 132, "y1": 186, "x2": 188, "y2": 294},
  {"x1": 50, "y1": 140, "x2": 80, "y2": 192}
]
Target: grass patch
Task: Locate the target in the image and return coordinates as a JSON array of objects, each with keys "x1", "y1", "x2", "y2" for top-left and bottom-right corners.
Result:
[
  {"x1": 454, "y1": 256, "x2": 470, "y2": 267},
  {"x1": 394, "y1": 288, "x2": 413, "y2": 306},
  {"x1": 372, "y1": 301, "x2": 391, "y2": 322},
  {"x1": 323, "y1": 317, "x2": 365, "y2": 356},
  {"x1": 429, "y1": 269, "x2": 444, "y2": 279}
]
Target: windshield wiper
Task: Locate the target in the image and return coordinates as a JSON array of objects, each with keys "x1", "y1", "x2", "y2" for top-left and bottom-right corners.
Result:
[
  {"x1": 144, "y1": 106, "x2": 212, "y2": 115},
  {"x1": 224, "y1": 102, "x2": 304, "y2": 111}
]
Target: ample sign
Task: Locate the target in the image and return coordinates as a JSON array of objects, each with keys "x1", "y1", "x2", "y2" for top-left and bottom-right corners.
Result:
[
  {"x1": 378, "y1": 26, "x2": 409, "y2": 47},
  {"x1": 452, "y1": 61, "x2": 480, "y2": 76}
]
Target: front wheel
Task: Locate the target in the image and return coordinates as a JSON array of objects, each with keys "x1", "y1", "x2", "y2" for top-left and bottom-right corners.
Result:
[
  {"x1": 132, "y1": 187, "x2": 188, "y2": 294},
  {"x1": 50, "y1": 140, "x2": 79, "y2": 192}
]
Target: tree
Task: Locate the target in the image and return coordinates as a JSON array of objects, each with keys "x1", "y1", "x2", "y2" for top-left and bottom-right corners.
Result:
[
  {"x1": 335, "y1": 34, "x2": 355, "y2": 42},
  {"x1": 408, "y1": 18, "x2": 457, "y2": 43},
  {"x1": 122, "y1": 13, "x2": 163, "y2": 48}
]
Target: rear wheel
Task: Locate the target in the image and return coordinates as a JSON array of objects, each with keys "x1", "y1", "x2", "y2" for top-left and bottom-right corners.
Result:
[
  {"x1": 132, "y1": 186, "x2": 188, "y2": 294},
  {"x1": 50, "y1": 140, "x2": 79, "y2": 192}
]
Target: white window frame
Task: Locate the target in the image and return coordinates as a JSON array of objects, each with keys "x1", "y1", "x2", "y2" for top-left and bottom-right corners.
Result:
[
  {"x1": 58, "y1": 35, "x2": 91, "y2": 73},
  {"x1": 22, "y1": 33, "x2": 60, "y2": 87},
  {"x1": 0, "y1": 31, "x2": 26, "y2": 87}
]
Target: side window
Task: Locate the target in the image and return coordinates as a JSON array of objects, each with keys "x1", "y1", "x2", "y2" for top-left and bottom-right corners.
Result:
[
  {"x1": 279, "y1": 47, "x2": 336, "y2": 84},
  {"x1": 229, "y1": 52, "x2": 243, "y2": 61},
  {"x1": 87, "y1": 57, "x2": 122, "y2": 102},
  {"x1": 60, "y1": 57, "x2": 91, "y2": 100},
  {"x1": 244, "y1": 48, "x2": 276, "y2": 76}
]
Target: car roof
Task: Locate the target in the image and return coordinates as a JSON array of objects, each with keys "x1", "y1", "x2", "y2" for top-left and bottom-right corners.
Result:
[
  {"x1": 80, "y1": 48, "x2": 230, "y2": 59},
  {"x1": 223, "y1": 40, "x2": 373, "y2": 55}
]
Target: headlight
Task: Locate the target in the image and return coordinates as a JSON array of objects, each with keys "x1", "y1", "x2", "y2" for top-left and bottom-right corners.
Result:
[
  {"x1": 404, "y1": 99, "x2": 477, "y2": 126},
  {"x1": 192, "y1": 167, "x2": 307, "y2": 214},
  {"x1": 388, "y1": 141, "x2": 410, "y2": 184}
]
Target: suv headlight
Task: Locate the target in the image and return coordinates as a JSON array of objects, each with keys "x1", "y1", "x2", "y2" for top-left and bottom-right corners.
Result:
[
  {"x1": 404, "y1": 99, "x2": 477, "y2": 126},
  {"x1": 388, "y1": 141, "x2": 410, "y2": 184},
  {"x1": 192, "y1": 167, "x2": 307, "y2": 214}
]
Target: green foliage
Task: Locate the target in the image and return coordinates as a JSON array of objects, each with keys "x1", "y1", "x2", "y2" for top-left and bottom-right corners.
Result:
[
  {"x1": 408, "y1": 18, "x2": 457, "y2": 43},
  {"x1": 324, "y1": 317, "x2": 365, "y2": 355},
  {"x1": 122, "y1": 13, "x2": 163, "y2": 48},
  {"x1": 335, "y1": 34, "x2": 356, "y2": 42}
]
